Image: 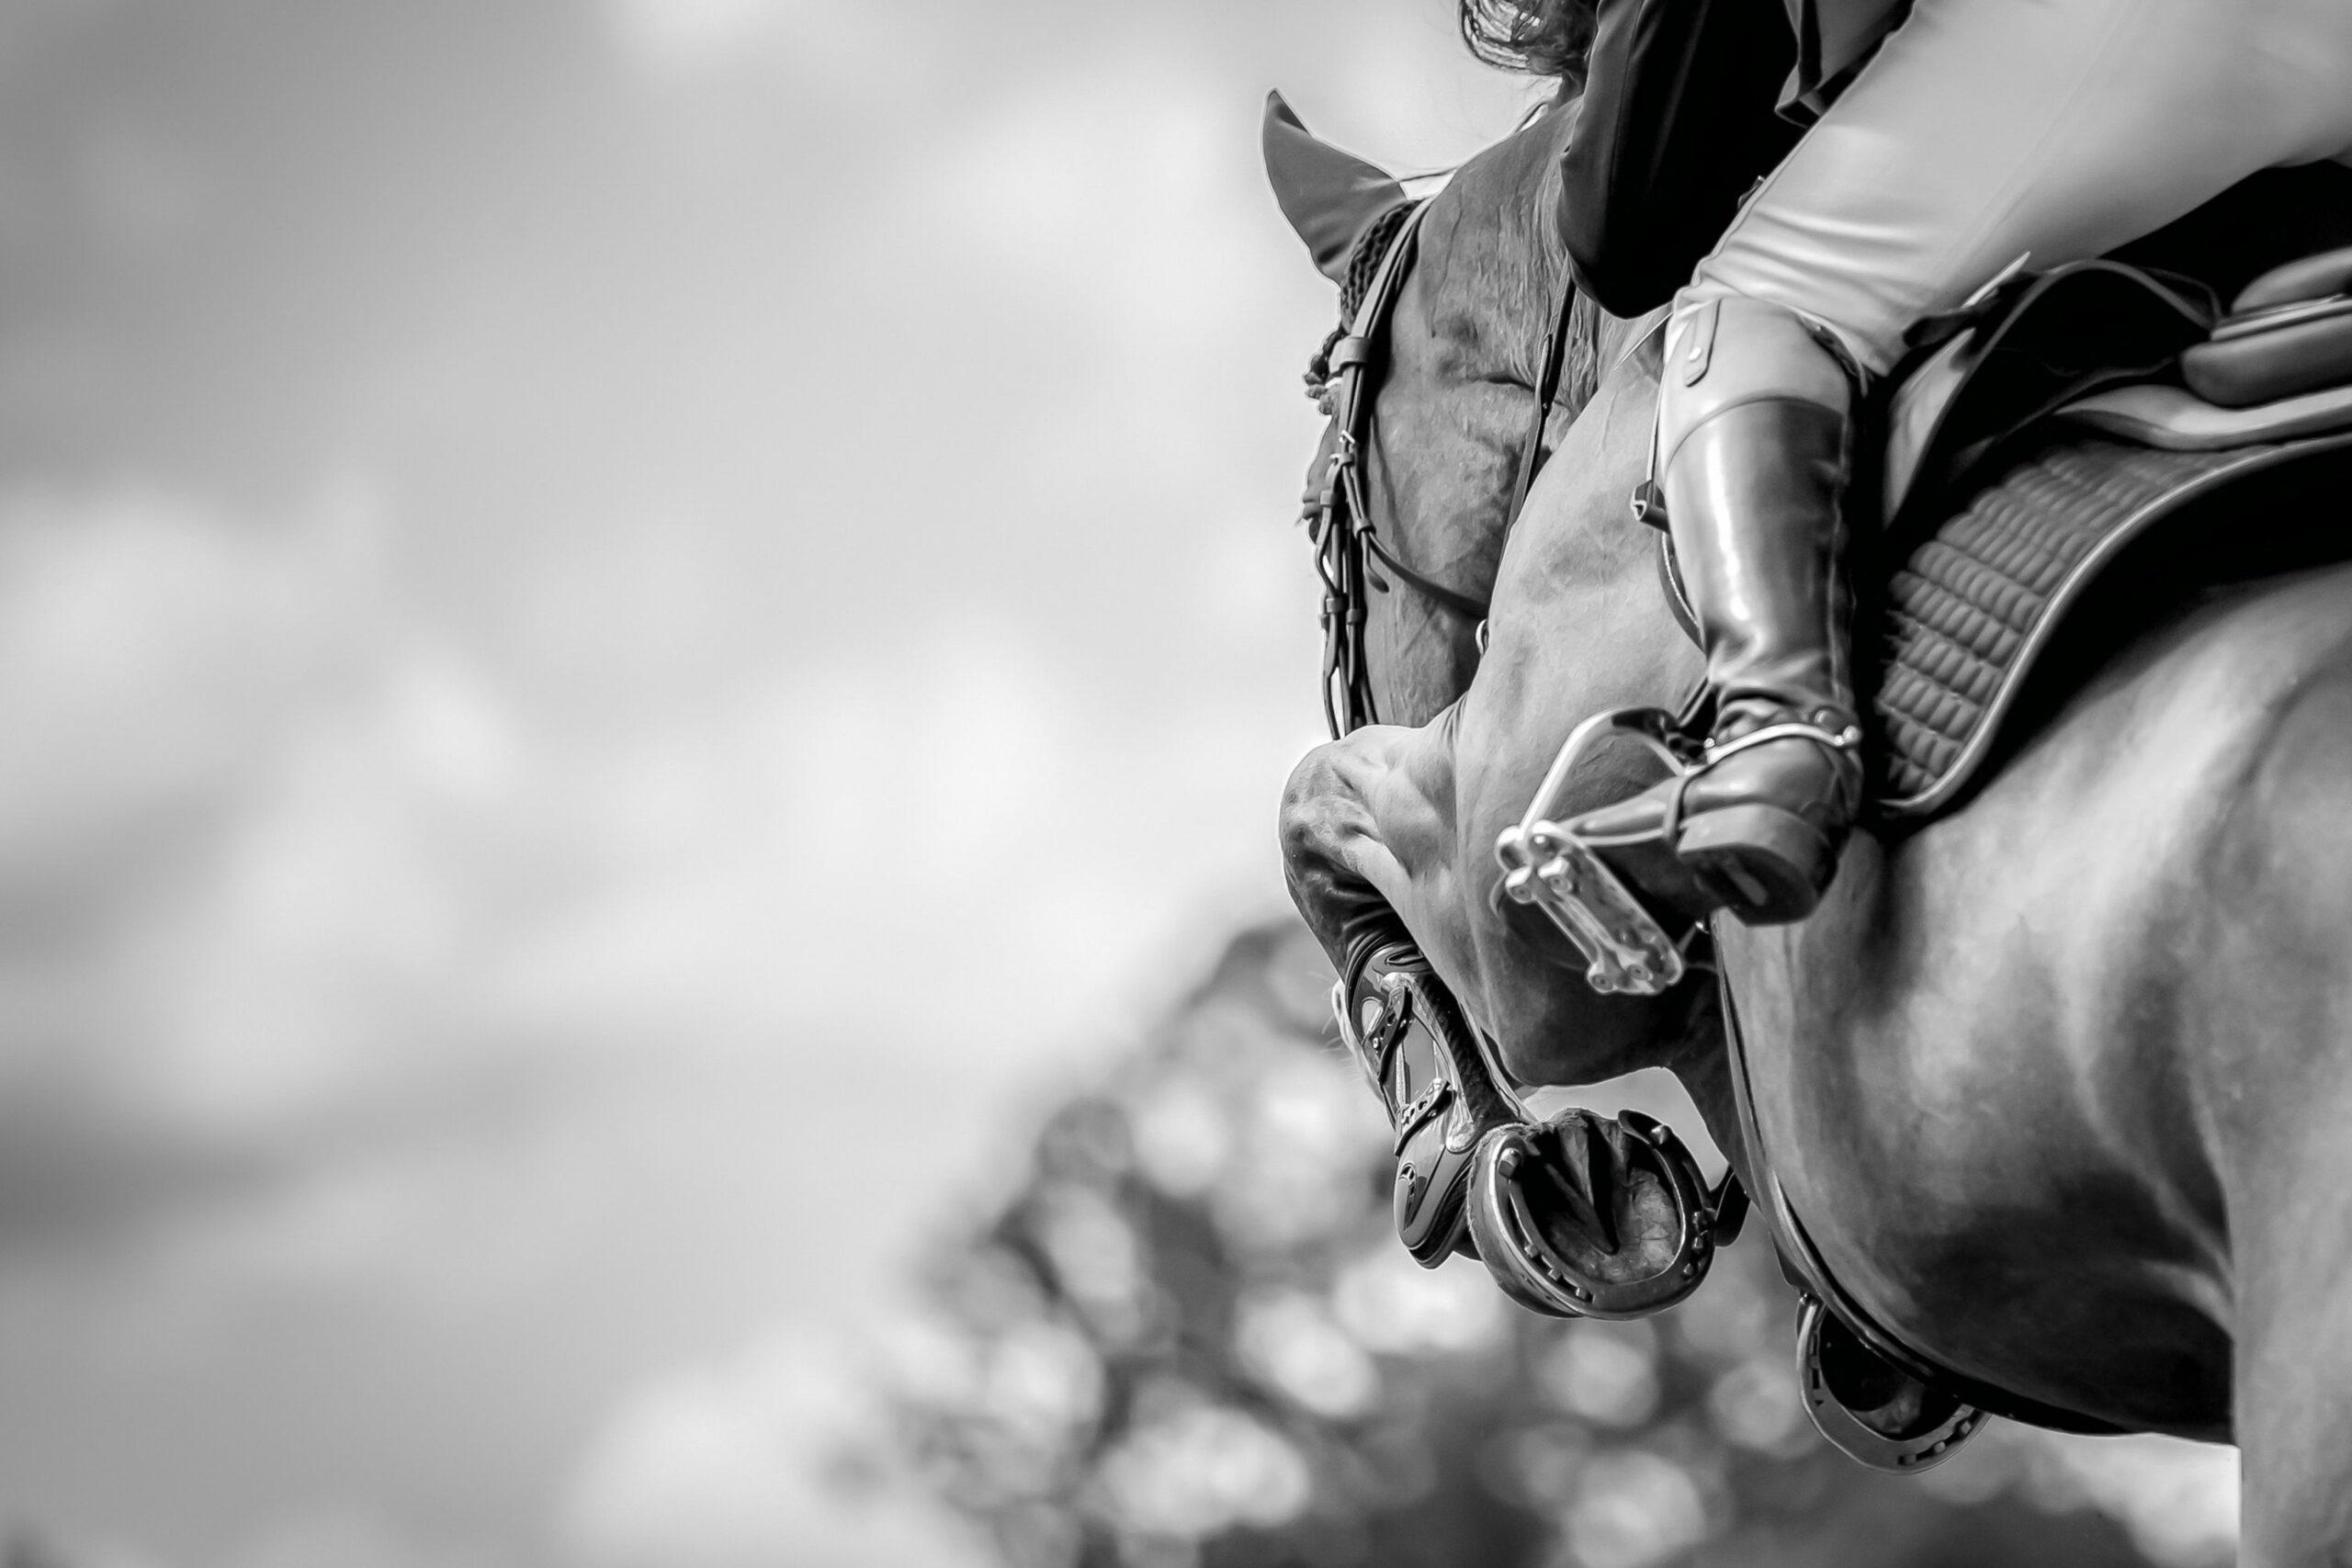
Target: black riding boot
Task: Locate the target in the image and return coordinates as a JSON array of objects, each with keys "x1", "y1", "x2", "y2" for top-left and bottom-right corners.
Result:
[{"x1": 1567, "y1": 296, "x2": 1863, "y2": 925}]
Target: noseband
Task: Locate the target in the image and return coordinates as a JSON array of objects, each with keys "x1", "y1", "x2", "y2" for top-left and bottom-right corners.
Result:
[{"x1": 1301, "y1": 202, "x2": 1583, "y2": 738}]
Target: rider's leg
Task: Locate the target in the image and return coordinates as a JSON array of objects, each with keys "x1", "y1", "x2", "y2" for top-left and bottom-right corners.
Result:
[
  {"x1": 1566, "y1": 299, "x2": 1865, "y2": 922},
  {"x1": 1568, "y1": 0, "x2": 2352, "y2": 927}
]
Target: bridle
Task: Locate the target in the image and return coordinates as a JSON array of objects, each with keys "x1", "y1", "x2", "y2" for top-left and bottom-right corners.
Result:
[{"x1": 1301, "y1": 199, "x2": 1584, "y2": 739}]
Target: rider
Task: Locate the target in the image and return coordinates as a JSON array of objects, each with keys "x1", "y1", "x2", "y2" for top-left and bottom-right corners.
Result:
[{"x1": 1472, "y1": 0, "x2": 2352, "y2": 924}]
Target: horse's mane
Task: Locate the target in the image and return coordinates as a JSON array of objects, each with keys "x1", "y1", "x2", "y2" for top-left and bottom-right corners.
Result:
[
  {"x1": 1423, "y1": 92, "x2": 1607, "y2": 418},
  {"x1": 1458, "y1": 0, "x2": 1598, "y2": 82}
]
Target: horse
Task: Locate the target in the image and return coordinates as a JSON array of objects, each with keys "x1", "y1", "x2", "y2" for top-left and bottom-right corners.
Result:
[{"x1": 1268, "y1": 87, "x2": 2352, "y2": 1566}]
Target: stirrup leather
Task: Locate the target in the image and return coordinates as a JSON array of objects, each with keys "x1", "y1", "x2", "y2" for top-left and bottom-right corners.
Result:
[{"x1": 1495, "y1": 707, "x2": 1703, "y2": 998}]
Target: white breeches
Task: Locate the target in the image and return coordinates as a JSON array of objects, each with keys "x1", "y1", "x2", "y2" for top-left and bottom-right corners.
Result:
[{"x1": 1686, "y1": 0, "x2": 2352, "y2": 376}]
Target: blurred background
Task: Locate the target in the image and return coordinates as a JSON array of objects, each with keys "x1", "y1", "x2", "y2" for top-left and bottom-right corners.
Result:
[{"x1": 0, "y1": 2, "x2": 2239, "y2": 1566}]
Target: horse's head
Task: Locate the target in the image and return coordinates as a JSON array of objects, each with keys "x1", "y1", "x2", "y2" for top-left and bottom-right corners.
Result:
[
  {"x1": 1266, "y1": 89, "x2": 1600, "y2": 727},
  {"x1": 1268, "y1": 92, "x2": 1714, "y2": 1091}
]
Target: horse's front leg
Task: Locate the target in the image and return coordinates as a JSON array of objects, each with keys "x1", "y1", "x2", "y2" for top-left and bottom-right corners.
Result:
[
  {"x1": 1279, "y1": 717, "x2": 1477, "y2": 992},
  {"x1": 1280, "y1": 723, "x2": 1724, "y2": 1318},
  {"x1": 1280, "y1": 719, "x2": 1535, "y2": 1267}
]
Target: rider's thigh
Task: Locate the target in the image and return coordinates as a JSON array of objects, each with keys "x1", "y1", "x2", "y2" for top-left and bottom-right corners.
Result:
[{"x1": 1690, "y1": 0, "x2": 2352, "y2": 374}]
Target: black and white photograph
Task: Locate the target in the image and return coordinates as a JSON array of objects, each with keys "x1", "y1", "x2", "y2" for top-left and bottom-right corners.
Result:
[{"x1": 0, "y1": 0, "x2": 2340, "y2": 1563}]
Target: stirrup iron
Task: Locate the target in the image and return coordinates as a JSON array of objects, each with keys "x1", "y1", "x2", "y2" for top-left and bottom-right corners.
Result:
[{"x1": 1496, "y1": 707, "x2": 1699, "y2": 997}]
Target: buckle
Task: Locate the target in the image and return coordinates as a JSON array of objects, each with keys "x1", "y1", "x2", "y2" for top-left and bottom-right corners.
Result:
[
  {"x1": 1332, "y1": 959, "x2": 1419, "y2": 1111},
  {"x1": 1494, "y1": 708, "x2": 1698, "y2": 997}
]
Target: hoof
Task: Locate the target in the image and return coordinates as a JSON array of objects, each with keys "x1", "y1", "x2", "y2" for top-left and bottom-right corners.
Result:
[
  {"x1": 1797, "y1": 1298, "x2": 1987, "y2": 1473},
  {"x1": 1676, "y1": 803, "x2": 1836, "y2": 924},
  {"x1": 1464, "y1": 1111, "x2": 1717, "y2": 1321}
]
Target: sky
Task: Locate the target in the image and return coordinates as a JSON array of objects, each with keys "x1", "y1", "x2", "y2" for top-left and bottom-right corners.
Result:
[{"x1": 0, "y1": 3, "x2": 1550, "y2": 1565}]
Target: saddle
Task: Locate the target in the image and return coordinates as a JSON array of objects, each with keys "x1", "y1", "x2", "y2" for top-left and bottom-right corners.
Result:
[{"x1": 1654, "y1": 238, "x2": 2352, "y2": 824}]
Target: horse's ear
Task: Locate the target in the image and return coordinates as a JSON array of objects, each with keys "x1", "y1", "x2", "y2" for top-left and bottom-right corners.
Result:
[{"x1": 1262, "y1": 91, "x2": 1408, "y2": 286}]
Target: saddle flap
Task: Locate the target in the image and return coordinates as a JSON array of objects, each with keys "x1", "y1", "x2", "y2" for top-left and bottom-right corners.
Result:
[{"x1": 1883, "y1": 261, "x2": 2215, "y2": 525}]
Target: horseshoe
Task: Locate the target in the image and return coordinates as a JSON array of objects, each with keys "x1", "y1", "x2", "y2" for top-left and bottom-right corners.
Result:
[
  {"x1": 1466, "y1": 1107, "x2": 1724, "y2": 1320},
  {"x1": 1796, "y1": 1297, "x2": 1986, "y2": 1472},
  {"x1": 1336, "y1": 929, "x2": 1742, "y2": 1321}
]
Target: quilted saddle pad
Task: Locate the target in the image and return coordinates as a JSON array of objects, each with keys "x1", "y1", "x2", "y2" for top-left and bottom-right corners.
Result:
[{"x1": 1871, "y1": 430, "x2": 2352, "y2": 818}]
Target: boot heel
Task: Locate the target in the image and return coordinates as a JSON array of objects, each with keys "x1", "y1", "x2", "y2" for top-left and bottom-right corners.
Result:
[{"x1": 1676, "y1": 805, "x2": 1835, "y2": 924}]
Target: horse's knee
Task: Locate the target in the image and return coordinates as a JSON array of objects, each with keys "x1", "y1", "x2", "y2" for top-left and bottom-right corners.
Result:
[
  {"x1": 1279, "y1": 748, "x2": 1366, "y2": 898},
  {"x1": 1278, "y1": 744, "x2": 1399, "y2": 967}
]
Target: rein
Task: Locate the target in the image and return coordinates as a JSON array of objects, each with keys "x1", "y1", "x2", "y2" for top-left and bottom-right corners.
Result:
[{"x1": 1303, "y1": 203, "x2": 1587, "y2": 739}]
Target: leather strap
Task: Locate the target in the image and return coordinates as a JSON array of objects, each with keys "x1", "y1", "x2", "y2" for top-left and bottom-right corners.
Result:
[
  {"x1": 1505, "y1": 259, "x2": 1586, "y2": 536},
  {"x1": 1333, "y1": 203, "x2": 1510, "y2": 619},
  {"x1": 1303, "y1": 186, "x2": 1590, "y2": 736},
  {"x1": 1309, "y1": 201, "x2": 1433, "y2": 735},
  {"x1": 1362, "y1": 527, "x2": 1492, "y2": 620}
]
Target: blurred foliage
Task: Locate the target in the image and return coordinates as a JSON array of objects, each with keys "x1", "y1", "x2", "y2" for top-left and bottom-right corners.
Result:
[{"x1": 891, "y1": 922, "x2": 2211, "y2": 1568}]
